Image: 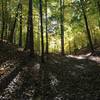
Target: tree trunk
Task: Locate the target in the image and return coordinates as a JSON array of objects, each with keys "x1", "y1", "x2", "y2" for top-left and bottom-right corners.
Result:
[
  {"x1": 19, "y1": 1, "x2": 22, "y2": 48},
  {"x1": 45, "y1": 0, "x2": 49, "y2": 54},
  {"x1": 60, "y1": 0, "x2": 64, "y2": 55},
  {"x1": 8, "y1": 2, "x2": 20, "y2": 43},
  {"x1": 39, "y1": 1, "x2": 45, "y2": 99},
  {"x1": 39, "y1": 0, "x2": 44, "y2": 62},
  {"x1": 37, "y1": 15, "x2": 41, "y2": 55},
  {"x1": 69, "y1": 41, "x2": 71, "y2": 54},
  {"x1": 80, "y1": 0, "x2": 94, "y2": 53},
  {"x1": 97, "y1": 0, "x2": 100, "y2": 28},
  {"x1": 7, "y1": 0, "x2": 11, "y2": 40},
  {"x1": 25, "y1": 0, "x2": 34, "y2": 55},
  {"x1": 73, "y1": 38, "x2": 77, "y2": 55},
  {"x1": 1, "y1": 0, "x2": 5, "y2": 40},
  {"x1": 5, "y1": 0, "x2": 8, "y2": 39},
  {"x1": 5, "y1": 23, "x2": 8, "y2": 39}
]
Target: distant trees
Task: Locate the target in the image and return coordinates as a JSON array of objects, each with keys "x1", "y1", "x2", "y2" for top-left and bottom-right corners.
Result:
[
  {"x1": 1, "y1": 0, "x2": 100, "y2": 55},
  {"x1": 8, "y1": 2, "x2": 20, "y2": 43},
  {"x1": 1, "y1": 0, "x2": 10, "y2": 40}
]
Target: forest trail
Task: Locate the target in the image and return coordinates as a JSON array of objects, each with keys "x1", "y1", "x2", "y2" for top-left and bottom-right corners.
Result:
[
  {"x1": 0, "y1": 0, "x2": 100, "y2": 99},
  {"x1": 43, "y1": 53, "x2": 100, "y2": 100},
  {"x1": 0, "y1": 41, "x2": 100, "y2": 100}
]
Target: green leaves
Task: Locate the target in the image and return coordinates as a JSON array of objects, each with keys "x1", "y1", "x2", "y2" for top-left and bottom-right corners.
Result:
[{"x1": 0, "y1": 0, "x2": 100, "y2": 53}]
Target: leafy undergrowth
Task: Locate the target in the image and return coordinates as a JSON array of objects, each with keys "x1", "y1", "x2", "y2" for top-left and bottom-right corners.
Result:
[{"x1": 0, "y1": 41, "x2": 100, "y2": 100}]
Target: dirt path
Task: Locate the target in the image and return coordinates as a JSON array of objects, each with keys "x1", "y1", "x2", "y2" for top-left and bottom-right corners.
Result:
[
  {"x1": 42, "y1": 54, "x2": 100, "y2": 100},
  {"x1": 1, "y1": 41, "x2": 100, "y2": 100}
]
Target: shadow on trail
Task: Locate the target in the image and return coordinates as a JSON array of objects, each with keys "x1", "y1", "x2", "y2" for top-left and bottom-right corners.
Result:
[
  {"x1": 1, "y1": 40, "x2": 100, "y2": 100},
  {"x1": 42, "y1": 54, "x2": 100, "y2": 100}
]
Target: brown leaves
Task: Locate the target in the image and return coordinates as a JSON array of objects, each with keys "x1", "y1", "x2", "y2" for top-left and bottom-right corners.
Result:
[{"x1": 0, "y1": 68, "x2": 6, "y2": 76}]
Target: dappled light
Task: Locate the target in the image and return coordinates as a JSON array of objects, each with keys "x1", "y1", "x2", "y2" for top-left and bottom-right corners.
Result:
[
  {"x1": 66, "y1": 53, "x2": 100, "y2": 63},
  {"x1": 66, "y1": 53, "x2": 92, "y2": 59},
  {"x1": 0, "y1": 0, "x2": 100, "y2": 99},
  {"x1": 88, "y1": 56, "x2": 100, "y2": 63}
]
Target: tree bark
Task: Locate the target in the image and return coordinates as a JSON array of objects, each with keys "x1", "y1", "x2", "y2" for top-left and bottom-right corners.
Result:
[
  {"x1": 8, "y1": 2, "x2": 20, "y2": 43},
  {"x1": 60, "y1": 0, "x2": 64, "y2": 55},
  {"x1": 1, "y1": 0, "x2": 5, "y2": 40},
  {"x1": 45, "y1": 0, "x2": 49, "y2": 54},
  {"x1": 80, "y1": 0, "x2": 94, "y2": 53},
  {"x1": 39, "y1": 0, "x2": 44, "y2": 62},
  {"x1": 25, "y1": 0, "x2": 34, "y2": 55},
  {"x1": 37, "y1": 14, "x2": 40, "y2": 55},
  {"x1": 7, "y1": 0, "x2": 11, "y2": 40},
  {"x1": 97, "y1": 0, "x2": 100, "y2": 28},
  {"x1": 19, "y1": 1, "x2": 22, "y2": 48},
  {"x1": 5, "y1": 0, "x2": 8, "y2": 39}
]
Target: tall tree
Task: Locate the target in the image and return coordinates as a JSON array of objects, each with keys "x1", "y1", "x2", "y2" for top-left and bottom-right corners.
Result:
[
  {"x1": 37, "y1": 12, "x2": 41, "y2": 55},
  {"x1": 5, "y1": 0, "x2": 8, "y2": 39},
  {"x1": 45, "y1": 0, "x2": 49, "y2": 54},
  {"x1": 97, "y1": 0, "x2": 100, "y2": 28},
  {"x1": 80, "y1": 0, "x2": 94, "y2": 53},
  {"x1": 39, "y1": 0, "x2": 44, "y2": 62},
  {"x1": 60, "y1": 0, "x2": 64, "y2": 55},
  {"x1": 7, "y1": 0, "x2": 11, "y2": 40},
  {"x1": 1, "y1": 0, "x2": 5, "y2": 40},
  {"x1": 39, "y1": 1, "x2": 45, "y2": 99},
  {"x1": 8, "y1": 2, "x2": 20, "y2": 43},
  {"x1": 25, "y1": 0, "x2": 34, "y2": 55},
  {"x1": 18, "y1": 0, "x2": 22, "y2": 48}
]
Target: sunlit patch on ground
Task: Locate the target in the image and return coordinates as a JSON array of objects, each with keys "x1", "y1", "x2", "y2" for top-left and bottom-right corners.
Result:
[
  {"x1": 88, "y1": 56, "x2": 100, "y2": 63},
  {"x1": 66, "y1": 53, "x2": 100, "y2": 64},
  {"x1": 0, "y1": 60, "x2": 16, "y2": 77},
  {"x1": 66, "y1": 53, "x2": 92, "y2": 60}
]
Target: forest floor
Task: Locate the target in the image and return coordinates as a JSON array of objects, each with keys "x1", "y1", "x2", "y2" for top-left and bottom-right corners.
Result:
[{"x1": 0, "y1": 41, "x2": 100, "y2": 100}]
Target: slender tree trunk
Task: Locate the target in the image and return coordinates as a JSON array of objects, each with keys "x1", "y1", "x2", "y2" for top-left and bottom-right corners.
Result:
[
  {"x1": 39, "y1": 0, "x2": 44, "y2": 62},
  {"x1": 5, "y1": 24, "x2": 8, "y2": 39},
  {"x1": 5, "y1": 0, "x2": 8, "y2": 39},
  {"x1": 69, "y1": 41, "x2": 71, "y2": 54},
  {"x1": 7, "y1": 0, "x2": 11, "y2": 40},
  {"x1": 93, "y1": 30, "x2": 97, "y2": 44},
  {"x1": 13, "y1": 31, "x2": 16, "y2": 44},
  {"x1": 80, "y1": 0, "x2": 94, "y2": 53},
  {"x1": 9, "y1": 2, "x2": 20, "y2": 43},
  {"x1": 19, "y1": 1, "x2": 22, "y2": 48},
  {"x1": 45, "y1": 0, "x2": 48, "y2": 54},
  {"x1": 37, "y1": 15, "x2": 40, "y2": 55},
  {"x1": 60, "y1": 0, "x2": 64, "y2": 55},
  {"x1": 25, "y1": 0, "x2": 34, "y2": 55},
  {"x1": 97, "y1": 0, "x2": 100, "y2": 28},
  {"x1": 1, "y1": 0, "x2": 5, "y2": 40},
  {"x1": 39, "y1": 0, "x2": 45, "y2": 100},
  {"x1": 73, "y1": 38, "x2": 77, "y2": 55}
]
